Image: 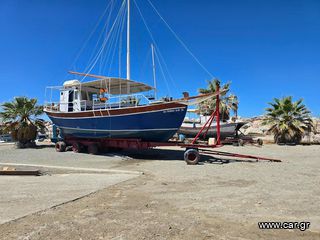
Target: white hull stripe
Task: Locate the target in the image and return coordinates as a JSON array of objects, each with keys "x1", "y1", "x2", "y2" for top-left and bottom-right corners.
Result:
[
  {"x1": 47, "y1": 107, "x2": 186, "y2": 119},
  {"x1": 60, "y1": 126, "x2": 178, "y2": 132}
]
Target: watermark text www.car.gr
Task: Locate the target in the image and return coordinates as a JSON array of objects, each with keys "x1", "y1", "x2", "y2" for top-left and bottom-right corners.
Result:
[{"x1": 258, "y1": 221, "x2": 310, "y2": 231}]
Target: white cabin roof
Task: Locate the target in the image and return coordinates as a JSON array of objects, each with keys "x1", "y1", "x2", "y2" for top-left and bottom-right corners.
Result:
[
  {"x1": 63, "y1": 80, "x2": 81, "y2": 87},
  {"x1": 63, "y1": 77, "x2": 153, "y2": 95}
]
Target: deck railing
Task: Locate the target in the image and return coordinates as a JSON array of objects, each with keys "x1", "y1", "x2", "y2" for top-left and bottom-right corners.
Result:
[{"x1": 44, "y1": 94, "x2": 152, "y2": 112}]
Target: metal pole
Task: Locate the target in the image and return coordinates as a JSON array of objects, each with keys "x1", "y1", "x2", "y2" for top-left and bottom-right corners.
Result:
[
  {"x1": 191, "y1": 111, "x2": 214, "y2": 144},
  {"x1": 126, "y1": 0, "x2": 131, "y2": 91},
  {"x1": 151, "y1": 44, "x2": 157, "y2": 99},
  {"x1": 216, "y1": 82, "x2": 221, "y2": 145}
]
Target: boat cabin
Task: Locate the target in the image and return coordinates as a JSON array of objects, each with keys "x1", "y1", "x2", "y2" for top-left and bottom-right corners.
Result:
[{"x1": 45, "y1": 75, "x2": 155, "y2": 113}]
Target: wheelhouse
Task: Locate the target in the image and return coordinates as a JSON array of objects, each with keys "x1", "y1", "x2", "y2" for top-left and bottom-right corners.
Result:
[{"x1": 44, "y1": 73, "x2": 156, "y2": 113}]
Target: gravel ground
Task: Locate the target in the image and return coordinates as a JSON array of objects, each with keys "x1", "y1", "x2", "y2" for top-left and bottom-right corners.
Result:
[
  {"x1": 0, "y1": 173, "x2": 136, "y2": 224},
  {"x1": 0, "y1": 143, "x2": 319, "y2": 239}
]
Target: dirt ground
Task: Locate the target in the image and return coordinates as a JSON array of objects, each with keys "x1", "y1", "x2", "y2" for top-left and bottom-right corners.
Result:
[{"x1": 0, "y1": 144, "x2": 319, "y2": 240}]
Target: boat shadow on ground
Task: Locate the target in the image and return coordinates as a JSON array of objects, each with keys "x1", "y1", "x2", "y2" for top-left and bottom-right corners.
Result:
[
  {"x1": 106, "y1": 148, "x2": 259, "y2": 165},
  {"x1": 33, "y1": 144, "x2": 261, "y2": 164},
  {"x1": 35, "y1": 144, "x2": 55, "y2": 149}
]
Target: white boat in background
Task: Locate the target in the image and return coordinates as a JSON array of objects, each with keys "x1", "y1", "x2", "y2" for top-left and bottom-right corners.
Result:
[{"x1": 178, "y1": 109, "x2": 247, "y2": 139}]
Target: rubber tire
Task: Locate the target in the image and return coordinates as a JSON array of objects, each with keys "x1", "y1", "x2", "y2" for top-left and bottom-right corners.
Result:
[
  {"x1": 184, "y1": 149, "x2": 200, "y2": 165},
  {"x1": 55, "y1": 141, "x2": 66, "y2": 152},
  {"x1": 88, "y1": 144, "x2": 99, "y2": 155},
  {"x1": 72, "y1": 142, "x2": 82, "y2": 153},
  {"x1": 257, "y1": 138, "x2": 263, "y2": 146}
]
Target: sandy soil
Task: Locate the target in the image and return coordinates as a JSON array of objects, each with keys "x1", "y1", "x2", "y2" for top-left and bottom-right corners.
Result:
[{"x1": 0, "y1": 144, "x2": 319, "y2": 239}]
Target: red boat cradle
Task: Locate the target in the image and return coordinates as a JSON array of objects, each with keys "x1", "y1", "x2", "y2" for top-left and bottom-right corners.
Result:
[{"x1": 55, "y1": 82, "x2": 282, "y2": 164}]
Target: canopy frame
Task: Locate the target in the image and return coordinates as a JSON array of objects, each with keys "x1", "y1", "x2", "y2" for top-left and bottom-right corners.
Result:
[{"x1": 65, "y1": 71, "x2": 154, "y2": 95}]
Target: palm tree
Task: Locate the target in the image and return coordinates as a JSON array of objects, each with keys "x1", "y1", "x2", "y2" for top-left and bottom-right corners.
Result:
[
  {"x1": 198, "y1": 78, "x2": 239, "y2": 121},
  {"x1": 263, "y1": 96, "x2": 315, "y2": 144},
  {"x1": 0, "y1": 97, "x2": 45, "y2": 148}
]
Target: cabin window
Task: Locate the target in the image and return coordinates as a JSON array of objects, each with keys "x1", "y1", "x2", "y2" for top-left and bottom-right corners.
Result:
[
  {"x1": 74, "y1": 91, "x2": 79, "y2": 100},
  {"x1": 92, "y1": 94, "x2": 99, "y2": 102},
  {"x1": 81, "y1": 92, "x2": 87, "y2": 100}
]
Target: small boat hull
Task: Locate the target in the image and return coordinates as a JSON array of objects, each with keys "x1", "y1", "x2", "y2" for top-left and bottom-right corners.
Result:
[
  {"x1": 46, "y1": 102, "x2": 187, "y2": 142},
  {"x1": 178, "y1": 122, "x2": 247, "y2": 139}
]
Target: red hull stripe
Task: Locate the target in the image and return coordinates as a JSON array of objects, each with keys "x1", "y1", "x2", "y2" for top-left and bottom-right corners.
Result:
[{"x1": 45, "y1": 102, "x2": 186, "y2": 118}]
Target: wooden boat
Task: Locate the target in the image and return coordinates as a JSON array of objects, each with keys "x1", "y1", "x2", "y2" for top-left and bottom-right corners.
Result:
[
  {"x1": 45, "y1": 74, "x2": 189, "y2": 142},
  {"x1": 44, "y1": 0, "x2": 216, "y2": 142}
]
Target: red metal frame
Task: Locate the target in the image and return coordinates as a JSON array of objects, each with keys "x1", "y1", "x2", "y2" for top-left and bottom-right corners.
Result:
[
  {"x1": 191, "y1": 83, "x2": 221, "y2": 145},
  {"x1": 199, "y1": 149, "x2": 281, "y2": 162},
  {"x1": 61, "y1": 82, "x2": 281, "y2": 163}
]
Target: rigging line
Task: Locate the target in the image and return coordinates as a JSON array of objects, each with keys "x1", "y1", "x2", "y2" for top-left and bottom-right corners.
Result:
[
  {"x1": 107, "y1": 5, "x2": 126, "y2": 76},
  {"x1": 80, "y1": 0, "x2": 126, "y2": 82},
  {"x1": 98, "y1": 1, "x2": 117, "y2": 75},
  {"x1": 100, "y1": 22, "x2": 119, "y2": 73},
  {"x1": 133, "y1": 0, "x2": 158, "y2": 53},
  {"x1": 88, "y1": 0, "x2": 124, "y2": 74},
  {"x1": 100, "y1": 0, "x2": 126, "y2": 73},
  {"x1": 133, "y1": 0, "x2": 172, "y2": 94},
  {"x1": 101, "y1": 14, "x2": 120, "y2": 73},
  {"x1": 107, "y1": 15, "x2": 125, "y2": 89},
  {"x1": 108, "y1": 15, "x2": 120, "y2": 75},
  {"x1": 61, "y1": 0, "x2": 114, "y2": 84},
  {"x1": 100, "y1": 1, "x2": 126, "y2": 74},
  {"x1": 138, "y1": 47, "x2": 152, "y2": 85},
  {"x1": 70, "y1": 0, "x2": 114, "y2": 70},
  {"x1": 99, "y1": 10, "x2": 124, "y2": 90},
  {"x1": 146, "y1": 0, "x2": 214, "y2": 78},
  {"x1": 83, "y1": 0, "x2": 125, "y2": 76},
  {"x1": 102, "y1": 1, "x2": 127, "y2": 76},
  {"x1": 96, "y1": 0, "x2": 116, "y2": 73},
  {"x1": 81, "y1": 0, "x2": 116, "y2": 75},
  {"x1": 81, "y1": 0, "x2": 123, "y2": 81},
  {"x1": 80, "y1": 0, "x2": 115, "y2": 74},
  {"x1": 153, "y1": 43, "x2": 178, "y2": 91},
  {"x1": 153, "y1": 47, "x2": 172, "y2": 96},
  {"x1": 115, "y1": 4, "x2": 126, "y2": 77}
]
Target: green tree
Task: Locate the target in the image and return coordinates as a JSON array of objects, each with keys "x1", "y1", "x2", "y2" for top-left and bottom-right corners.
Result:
[
  {"x1": 198, "y1": 78, "x2": 239, "y2": 121},
  {"x1": 0, "y1": 97, "x2": 45, "y2": 147},
  {"x1": 263, "y1": 96, "x2": 314, "y2": 144}
]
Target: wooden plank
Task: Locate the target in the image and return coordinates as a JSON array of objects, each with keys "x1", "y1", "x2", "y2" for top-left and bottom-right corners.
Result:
[{"x1": 0, "y1": 170, "x2": 41, "y2": 176}]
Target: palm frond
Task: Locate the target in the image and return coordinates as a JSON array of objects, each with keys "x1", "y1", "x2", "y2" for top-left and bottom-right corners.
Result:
[
  {"x1": 264, "y1": 96, "x2": 314, "y2": 144},
  {"x1": 0, "y1": 97, "x2": 44, "y2": 144}
]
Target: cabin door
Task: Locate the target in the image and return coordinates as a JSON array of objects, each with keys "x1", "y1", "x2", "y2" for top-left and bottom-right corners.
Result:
[
  {"x1": 59, "y1": 90, "x2": 69, "y2": 112},
  {"x1": 73, "y1": 90, "x2": 81, "y2": 112},
  {"x1": 68, "y1": 90, "x2": 74, "y2": 112}
]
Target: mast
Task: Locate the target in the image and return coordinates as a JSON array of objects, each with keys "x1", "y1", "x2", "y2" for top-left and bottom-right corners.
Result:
[
  {"x1": 151, "y1": 44, "x2": 157, "y2": 99},
  {"x1": 126, "y1": 0, "x2": 131, "y2": 81}
]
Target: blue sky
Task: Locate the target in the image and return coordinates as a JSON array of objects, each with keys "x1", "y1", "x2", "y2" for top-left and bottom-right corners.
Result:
[{"x1": 1, "y1": 0, "x2": 319, "y2": 117}]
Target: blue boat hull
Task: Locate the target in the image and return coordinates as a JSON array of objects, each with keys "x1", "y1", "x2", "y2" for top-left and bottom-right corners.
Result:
[{"x1": 47, "y1": 103, "x2": 187, "y2": 142}]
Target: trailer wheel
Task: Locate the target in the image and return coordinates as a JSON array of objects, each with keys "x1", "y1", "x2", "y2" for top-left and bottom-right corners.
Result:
[
  {"x1": 233, "y1": 142, "x2": 239, "y2": 146},
  {"x1": 184, "y1": 149, "x2": 200, "y2": 165},
  {"x1": 238, "y1": 139, "x2": 244, "y2": 146},
  {"x1": 55, "y1": 141, "x2": 66, "y2": 152},
  {"x1": 88, "y1": 144, "x2": 99, "y2": 155},
  {"x1": 257, "y1": 138, "x2": 263, "y2": 146},
  {"x1": 72, "y1": 142, "x2": 82, "y2": 153}
]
